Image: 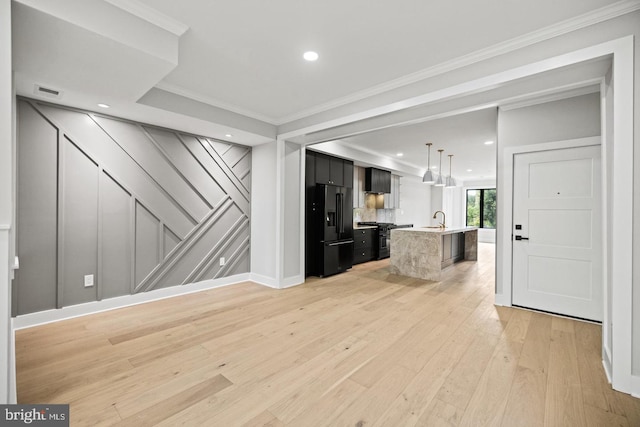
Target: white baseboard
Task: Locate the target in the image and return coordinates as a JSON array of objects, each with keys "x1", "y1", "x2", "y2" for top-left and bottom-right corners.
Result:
[
  {"x1": 12, "y1": 273, "x2": 251, "y2": 330},
  {"x1": 249, "y1": 273, "x2": 279, "y2": 288},
  {"x1": 281, "y1": 274, "x2": 304, "y2": 289},
  {"x1": 602, "y1": 357, "x2": 613, "y2": 385},
  {"x1": 632, "y1": 374, "x2": 640, "y2": 398},
  {"x1": 494, "y1": 293, "x2": 510, "y2": 306}
]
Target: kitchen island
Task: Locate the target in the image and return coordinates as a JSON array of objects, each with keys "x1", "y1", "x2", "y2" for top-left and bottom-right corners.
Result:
[{"x1": 389, "y1": 226, "x2": 478, "y2": 281}]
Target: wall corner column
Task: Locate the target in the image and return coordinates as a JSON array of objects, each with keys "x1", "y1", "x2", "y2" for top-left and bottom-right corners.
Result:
[{"x1": 0, "y1": 0, "x2": 16, "y2": 404}]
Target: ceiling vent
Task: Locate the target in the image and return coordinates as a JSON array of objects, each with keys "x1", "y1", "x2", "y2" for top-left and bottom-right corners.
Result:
[{"x1": 33, "y1": 84, "x2": 63, "y2": 100}]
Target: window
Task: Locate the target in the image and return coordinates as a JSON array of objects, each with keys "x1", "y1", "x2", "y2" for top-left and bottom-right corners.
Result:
[{"x1": 466, "y1": 189, "x2": 496, "y2": 229}]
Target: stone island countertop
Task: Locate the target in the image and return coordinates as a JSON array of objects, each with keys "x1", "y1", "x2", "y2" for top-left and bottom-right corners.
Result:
[{"x1": 389, "y1": 226, "x2": 478, "y2": 281}]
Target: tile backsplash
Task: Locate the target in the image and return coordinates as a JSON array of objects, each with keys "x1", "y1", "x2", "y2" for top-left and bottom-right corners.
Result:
[{"x1": 354, "y1": 208, "x2": 396, "y2": 223}]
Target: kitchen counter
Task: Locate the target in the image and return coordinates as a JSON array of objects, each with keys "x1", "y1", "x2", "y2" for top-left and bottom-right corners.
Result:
[
  {"x1": 389, "y1": 226, "x2": 478, "y2": 281},
  {"x1": 402, "y1": 226, "x2": 478, "y2": 235}
]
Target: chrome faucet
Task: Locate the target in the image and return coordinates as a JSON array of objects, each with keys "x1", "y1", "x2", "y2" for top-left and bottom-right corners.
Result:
[{"x1": 433, "y1": 210, "x2": 446, "y2": 228}]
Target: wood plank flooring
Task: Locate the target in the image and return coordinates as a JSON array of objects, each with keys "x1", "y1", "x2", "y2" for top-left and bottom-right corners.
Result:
[{"x1": 16, "y1": 244, "x2": 640, "y2": 426}]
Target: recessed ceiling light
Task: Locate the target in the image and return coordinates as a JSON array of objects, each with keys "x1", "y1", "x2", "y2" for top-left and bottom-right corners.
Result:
[
  {"x1": 97, "y1": 103, "x2": 110, "y2": 108},
  {"x1": 303, "y1": 51, "x2": 319, "y2": 61},
  {"x1": 396, "y1": 152, "x2": 403, "y2": 157},
  {"x1": 484, "y1": 140, "x2": 494, "y2": 145},
  {"x1": 225, "y1": 134, "x2": 233, "y2": 138},
  {"x1": 467, "y1": 169, "x2": 473, "y2": 172}
]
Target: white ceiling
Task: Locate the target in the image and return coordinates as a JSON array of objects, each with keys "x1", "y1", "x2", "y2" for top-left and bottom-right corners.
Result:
[
  {"x1": 135, "y1": 0, "x2": 617, "y2": 123},
  {"x1": 339, "y1": 108, "x2": 499, "y2": 182},
  {"x1": 11, "y1": 0, "x2": 628, "y2": 179}
]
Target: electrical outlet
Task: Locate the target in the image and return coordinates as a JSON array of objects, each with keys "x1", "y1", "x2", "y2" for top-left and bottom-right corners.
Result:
[
  {"x1": 219, "y1": 257, "x2": 225, "y2": 266},
  {"x1": 84, "y1": 274, "x2": 94, "y2": 287}
]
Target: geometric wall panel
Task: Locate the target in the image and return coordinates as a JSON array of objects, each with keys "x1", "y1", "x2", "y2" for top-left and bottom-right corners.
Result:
[
  {"x1": 60, "y1": 137, "x2": 99, "y2": 308},
  {"x1": 15, "y1": 101, "x2": 58, "y2": 315},
  {"x1": 101, "y1": 172, "x2": 132, "y2": 299},
  {"x1": 14, "y1": 99, "x2": 252, "y2": 315},
  {"x1": 135, "y1": 201, "x2": 161, "y2": 288}
]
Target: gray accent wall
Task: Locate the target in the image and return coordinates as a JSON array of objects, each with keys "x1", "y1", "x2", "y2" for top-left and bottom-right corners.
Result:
[{"x1": 14, "y1": 99, "x2": 251, "y2": 315}]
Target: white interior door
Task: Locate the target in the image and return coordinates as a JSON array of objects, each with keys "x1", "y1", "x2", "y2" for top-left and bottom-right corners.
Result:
[{"x1": 512, "y1": 145, "x2": 602, "y2": 321}]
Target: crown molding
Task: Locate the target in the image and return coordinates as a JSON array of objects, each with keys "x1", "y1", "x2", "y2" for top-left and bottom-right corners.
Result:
[
  {"x1": 141, "y1": 0, "x2": 639, "y2": 127},
  {"x1": 274, "y1": 0, "x2": 640, "y2": 125},
  {"x1": 154, "y1": 82, "x2": 277, "y2": 125},
  {"x1": 104, "y1": 0, "x2": 189, "y2": 36},
  {"x1": 499, "y1": 83, "x2": 601, "y2": 111}
]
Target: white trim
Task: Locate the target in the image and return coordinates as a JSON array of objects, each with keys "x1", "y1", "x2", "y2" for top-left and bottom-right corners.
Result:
[
  {"x1": 600, "y1": 71, "x2": 613, "y2": 387},
  {"x1": 603, "y1": 362, "x2": 613, "y2": 384},
  {"x1": 299, "y1": 147, "x2": 307, "y2": 280},
  {"x1": 499, "y1": 85, "x2": 601, "y2": 112},
  {"x1": 275, "y1": 0, "x2": 640, "y2": 125},
  {"x1": 494, "y1": 293, "x2": 510, "y2": 306},
  {"x1": 155, "y1": 82, "x2": 277, "y2": 125},
  {"x1": 249, "y1": 273, "x2": 279, "y2": 289},
  {"x1": 631, "y1": 375, "x2": 640, "y2": 398},
  {"x1": 279, "y1": 37, "x2": 634, "y2": 141},
  {"x1": 609, "y1": 35, "x2": 634, "y2": 393},
  {"x1": 12, "y1": 273, "x2": 251, "y2": 330},
  {"x1": 0, "y1": 224, "x2": 9, "y2": 230},
  {"x1": 138, "y1": 1, "x2": 640, "y2": 127},
  {"x1": 499, "y1": 136, "x2": 602, "y2": 310},
  {"x1": 275, "y1": 139, "x2": 285, "y2": 288},
  {"x1": 103, "y1": 0, "x2": 189, "y2": 36},
  {"x1": 282, "y1": 275, "x2": 304, "y2": 289}
]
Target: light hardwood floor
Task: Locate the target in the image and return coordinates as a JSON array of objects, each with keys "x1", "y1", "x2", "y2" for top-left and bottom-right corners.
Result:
[{"x1": 16, "y1": 244, "x2": 640, "y2": 426}]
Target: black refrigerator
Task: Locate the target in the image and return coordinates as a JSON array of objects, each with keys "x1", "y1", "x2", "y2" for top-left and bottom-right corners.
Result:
[{"x1": 311, "y1": 184, "x2": 354, "y2": 277}]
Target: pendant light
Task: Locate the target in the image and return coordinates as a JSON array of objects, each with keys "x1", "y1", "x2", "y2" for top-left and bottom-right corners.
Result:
[
  {"x1": 422, "y1": 143, "x2": 436, "y2": 184},
  {"x1": 446, "y1": 154, "x2": 457, "y2": 187},
  {"x1": 434, "y1": 149, "x2": 445, "y2": 186}
]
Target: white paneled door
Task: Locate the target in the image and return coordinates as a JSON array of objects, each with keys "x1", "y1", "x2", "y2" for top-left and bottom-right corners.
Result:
[{"x1": 512, "y1": 145, "x2": 602, "y2": 321}]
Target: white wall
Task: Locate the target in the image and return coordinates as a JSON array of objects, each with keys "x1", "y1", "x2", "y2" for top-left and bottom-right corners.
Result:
[
  {"x1": 429, "y1": 185, "x2": 464, "y2": 228},
  {"x1": 0, "y1": 0, "x2": 14, "y2": 403},
  {"x1": 496, "y1": 92, "x2": 601, "y2": 296},
  {"x1": 395, "y1": 175, "x2": 431, "y2": 227},
  {"x1": 250, "y1": 141, "x2": 278, "y2": 285},
  {"x1": 498, "y1": 93, "x2": 601, "y2": 146}
]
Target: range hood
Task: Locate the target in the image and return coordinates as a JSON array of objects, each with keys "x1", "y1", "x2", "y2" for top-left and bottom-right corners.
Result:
[{"x1": 365, "y1": 167, "x2": 391, "y2": 193}]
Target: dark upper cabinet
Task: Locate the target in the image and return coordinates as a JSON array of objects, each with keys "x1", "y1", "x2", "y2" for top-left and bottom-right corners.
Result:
[
  {"x1": 305, "y1": 152, "x2": 316, "y2": 190},
  {"x1": 329, "y1": 157, "x2": 344, "y2": 186},
  {"x1": 315, "y1": 153, "x2": 331, "y2": 184},
  {"x1": 343, "y1": 162, "x2": 353, "y2": 188},
  {"x1": 365, "y1": 167, "x2": 391, "y2": 193},
  {"x1": 311, "y1": 151, "x2": 352, "y2": 187}
]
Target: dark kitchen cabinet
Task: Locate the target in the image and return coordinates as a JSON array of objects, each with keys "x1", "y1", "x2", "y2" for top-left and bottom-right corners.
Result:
[
  {"x1": 314, "y1": 153, "x2": 348, "y2": 186},
  {"x1": 305, "y1": 150, "x2": 355, "y2": 277},
  {"x1": 315, "y1": 153, "x2": 331, "y2": 184},
  {"x1": 441, "y1": 232, "x2": 465, "y2": 269},
  {"x1": 353, "y1": 228, "x2": 375, "y2": 264},
  {"x1": 329, "y1": 157, "x2": 344, "y2": 186},
  {"x1": 365, "y1": 167, "x2": 391, "y2": 193},
  {"x1": 343, "y1": 162, "x2": 353, "y2": 188}
]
